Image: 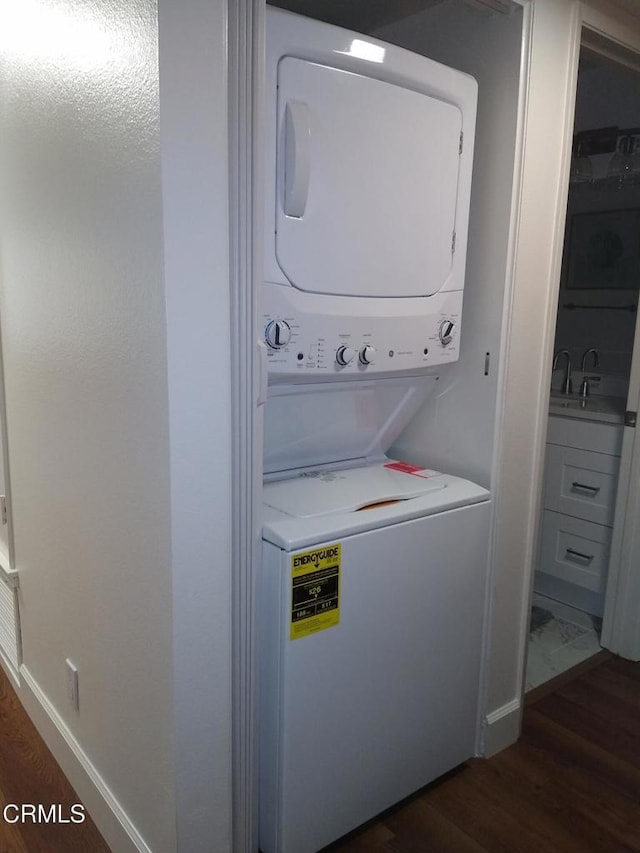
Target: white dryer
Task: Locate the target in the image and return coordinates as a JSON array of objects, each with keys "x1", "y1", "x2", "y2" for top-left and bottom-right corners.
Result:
[
  {"x1": 263, "y1": 8, "x2": 477, "y2": 383},
  {"x1": 260, "y1": 460, "x2": 490, "y2": 853}
]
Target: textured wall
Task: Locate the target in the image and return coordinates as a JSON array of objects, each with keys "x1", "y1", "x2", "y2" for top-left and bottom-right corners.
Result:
[{"x1": 0, "y1": 1, "x2": 175, "y2": 849}]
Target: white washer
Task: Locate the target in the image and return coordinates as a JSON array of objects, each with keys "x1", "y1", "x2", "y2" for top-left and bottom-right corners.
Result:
[{"x1": 260, "y1": 461, "x2": 490, "y2": 853}]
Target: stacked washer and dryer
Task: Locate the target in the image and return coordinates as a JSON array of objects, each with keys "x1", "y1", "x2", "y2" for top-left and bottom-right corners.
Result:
[{"x1": 259, "y1": 9, "x2": 490, "y2": 853}]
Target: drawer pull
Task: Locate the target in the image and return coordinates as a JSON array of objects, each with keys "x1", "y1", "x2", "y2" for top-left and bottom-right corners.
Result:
[
  {"x1": 570, "y1": 481, "x2": 600, "y2": 497},
  {"x1": 565, "y1": 547, "x2": 594, "y2": 565}
]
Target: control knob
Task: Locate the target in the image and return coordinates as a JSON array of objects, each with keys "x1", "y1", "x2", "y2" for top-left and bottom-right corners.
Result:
[
  {"x1": 439, "y1": 319, "x2": 456, "y2": 347},
  {"x1": 336, "y1": 345, "x2": 356, "y2": 366},
  {"x1": 359, "y1": 345, "x2": 376, "y2": 365},
  {"x1": 265, "y1": 319, "x2": 291, "y2": 349}
]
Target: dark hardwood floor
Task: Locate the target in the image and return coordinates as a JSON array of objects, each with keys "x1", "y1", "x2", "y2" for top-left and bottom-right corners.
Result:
[
  {"x1": 327, "y1": 653, "x2": 640, "y2": 853},
  {"x1": 0, "y1": 668, "x2": 110, "y2": 852},
  {"x1": 2, "y1": 653, "x2": 640, "y2": 852}
]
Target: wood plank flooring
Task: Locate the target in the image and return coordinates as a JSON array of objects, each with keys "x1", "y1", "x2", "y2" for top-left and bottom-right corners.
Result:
[
  {"x1": 327, "y1": 655, "x2": 640, "y2": 853},
  {"x1": 0, "y1": 669, "x2": 110, "y2": 852},
  {"x1": 1, "y1": 654, "x2": 640, "y2": 852}
]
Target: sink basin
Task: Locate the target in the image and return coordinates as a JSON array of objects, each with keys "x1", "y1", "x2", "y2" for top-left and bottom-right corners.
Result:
[{"x1": 549, "y1": 393, "x2": 626, "y2": 425}]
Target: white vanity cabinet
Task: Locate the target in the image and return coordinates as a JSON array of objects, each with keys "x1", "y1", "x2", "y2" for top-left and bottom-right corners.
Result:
[{"x1": 535, "y1": 415, "x2": 623, "y2": 617}]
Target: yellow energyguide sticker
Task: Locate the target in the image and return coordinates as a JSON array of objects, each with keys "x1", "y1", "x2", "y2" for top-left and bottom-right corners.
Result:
[{"x1": 290, "y1": 543, "x2": 341, "y2": 640}]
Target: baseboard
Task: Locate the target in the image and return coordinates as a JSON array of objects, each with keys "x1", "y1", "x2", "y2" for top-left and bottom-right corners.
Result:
[
  {"x1": 17, "y1": 665, "x2": 152, "y2": 853},
  {"x1": 481, "y1": 698, "x2": 522, "y2": 757}
]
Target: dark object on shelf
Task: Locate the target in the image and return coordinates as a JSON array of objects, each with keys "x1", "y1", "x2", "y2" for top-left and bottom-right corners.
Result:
[
  {"x1": 573, "y1": 126, "x2": 619, "y2": 157},
  {"x1": 562, "y1": 302, "x2": 636, "y2": 312}
]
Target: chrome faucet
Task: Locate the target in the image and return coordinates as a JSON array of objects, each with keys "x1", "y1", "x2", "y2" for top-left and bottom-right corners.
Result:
[
  {"x1": 580, "y1": 348, "x2": 600, "y2": 398},
  {"x1": 581, "y1": 347, "x2": 600, "y2": 372},
  {"x1": 553, "y1": 349, "x2": 572, "y2": 395}
]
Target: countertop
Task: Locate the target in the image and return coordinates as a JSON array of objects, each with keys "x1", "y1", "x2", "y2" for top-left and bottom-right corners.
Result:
[{"x1": 549, "y1": 392, "x2": 626, "y2": 425}]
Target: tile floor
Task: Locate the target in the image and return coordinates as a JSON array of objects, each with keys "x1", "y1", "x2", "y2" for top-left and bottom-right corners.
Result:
[{"x1": 525, "y1": 593, "x2": 602, "y2": 691}]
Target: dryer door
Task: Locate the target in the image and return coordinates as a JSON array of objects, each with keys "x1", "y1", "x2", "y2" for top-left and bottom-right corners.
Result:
[{"x1": 275, "y1": 57, "x2": 463, "y2": 299}]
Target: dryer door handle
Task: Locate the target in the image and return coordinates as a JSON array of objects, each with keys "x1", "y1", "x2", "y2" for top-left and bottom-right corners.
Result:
[{"x1": 283, "y1": 101, "x2": 311, "y2": 218}]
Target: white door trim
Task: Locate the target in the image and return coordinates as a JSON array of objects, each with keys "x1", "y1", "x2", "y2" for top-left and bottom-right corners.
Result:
[
  {"x1": 228, "y1": 1, "x2": 265, "y2": 850},
  {"x1": 491, "y1": 0, "x2": 581, "y2": 733},
  {"x1": 480, "y1": 0, "x2": 537, "y2": 756}
]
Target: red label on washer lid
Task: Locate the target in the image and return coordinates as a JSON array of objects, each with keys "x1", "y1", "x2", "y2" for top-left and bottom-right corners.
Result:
[{"x1": 384, "y1": 461, "x2": 431, "y2": 477}]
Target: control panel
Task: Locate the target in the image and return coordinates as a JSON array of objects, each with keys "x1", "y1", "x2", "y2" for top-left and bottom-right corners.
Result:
[{"x1": 263, "y1": 284, "x2": 463, "y2": 381}]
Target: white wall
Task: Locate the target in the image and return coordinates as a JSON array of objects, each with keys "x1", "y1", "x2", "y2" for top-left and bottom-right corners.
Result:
[
  {"x1": 0, "y1": 0, "x2": 237, "y2": 851},
  {"x1": 0, "y1": 1, "x2": 175, "y2": 849},
  {"x1": 0, "y1": 0, "x2": 236, "y2": 849}
]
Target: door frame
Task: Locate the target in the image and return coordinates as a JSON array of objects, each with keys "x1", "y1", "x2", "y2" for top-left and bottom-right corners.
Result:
[
  {"x1": 529, "y1": 1, "x2": 640, "y2": 663},
  {"x1": 552, "y1": 3, "x2": 640, "y2": 660},
  {"x1": 228, "y1": 2, "x2": 265, "y2": 852}
]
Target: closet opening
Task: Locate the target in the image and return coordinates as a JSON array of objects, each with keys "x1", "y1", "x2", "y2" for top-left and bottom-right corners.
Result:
[{"x1": 527, "y1": 34, "x2": 640, "y2": 692}]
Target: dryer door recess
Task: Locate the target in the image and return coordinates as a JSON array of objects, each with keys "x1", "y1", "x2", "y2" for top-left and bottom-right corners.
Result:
[{"x1": 275, "y1": 57, "x2": 462, "y2": 299}]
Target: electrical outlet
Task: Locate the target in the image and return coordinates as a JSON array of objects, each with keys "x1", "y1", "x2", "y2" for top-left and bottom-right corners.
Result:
[{"x1": 65, "y1": 659, "x2": 79, "y2": 711}]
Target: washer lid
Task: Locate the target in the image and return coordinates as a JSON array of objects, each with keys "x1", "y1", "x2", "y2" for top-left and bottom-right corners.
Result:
[
  {"x1": 262, "y1": 462, "x2": 491, "y2": 550},
  {"x1": 264, "y1": 460, "x2": 445, "y2": 519},
  {"x1": 275, "y1": 57, "x2": 462, "y2": 298}
]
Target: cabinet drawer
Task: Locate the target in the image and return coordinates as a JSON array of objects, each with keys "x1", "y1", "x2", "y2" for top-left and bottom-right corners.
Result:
[
  {"x1": 547, "y1": 416, "x2": 623, "y2": 455},
  {"x1": 543, "y1": 444, "x2": 619, "y2": 525},
  {"x1": 539, "y1": 510, "x2": 611, "y2": 595}
]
